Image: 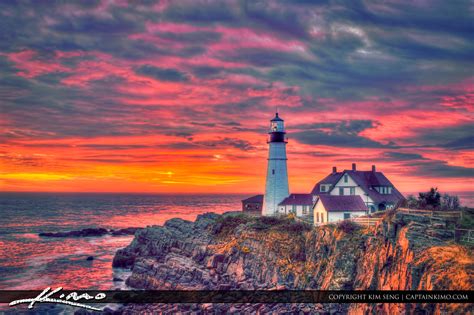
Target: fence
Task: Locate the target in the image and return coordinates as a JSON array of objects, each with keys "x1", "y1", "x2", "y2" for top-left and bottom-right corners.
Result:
[
  {"x1": 455, "y1": 229, "x2": 474, "y2": 244},
  {"x1": 313, "y1": 216, "x2": 382, "y2": 227},
  {"x1": 349, "y1": 216, "x2": 383, "y2": 227},
  {"x1": 397, "y1": 208, "x2": 462, "y2": 219}
]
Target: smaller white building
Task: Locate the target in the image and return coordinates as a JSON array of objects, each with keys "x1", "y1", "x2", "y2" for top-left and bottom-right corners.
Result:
[
  {"x1": 314, "y1": 195, "x2": 368, "y2": 224},
  {"x1": 277, "y1": 194, "x2": 313, "y2": 217}
]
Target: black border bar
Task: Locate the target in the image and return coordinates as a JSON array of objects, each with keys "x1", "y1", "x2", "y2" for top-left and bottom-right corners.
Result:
[{"x1": 1, "y1": 290, "x2": 473, "y2": 304}]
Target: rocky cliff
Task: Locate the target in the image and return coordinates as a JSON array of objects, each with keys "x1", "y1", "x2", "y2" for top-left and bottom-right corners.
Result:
[{"x1": 112, "y1": 211, "x2": 473, "y2": 314}]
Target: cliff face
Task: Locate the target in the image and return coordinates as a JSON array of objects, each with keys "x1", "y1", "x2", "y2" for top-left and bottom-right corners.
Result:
[{"x1": 113, "y1": 212, "x2": 473, "y2": 314}]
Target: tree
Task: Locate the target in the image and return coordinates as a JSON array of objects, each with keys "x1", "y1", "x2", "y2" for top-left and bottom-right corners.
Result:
[
  {"x1": 405, "y1": 195, "x2": 419, "y2": 209},
  {"x1": 418, "y1": 187, "x2": 441, "y2": 210},
  {"x1": 441, "y1": 193, "x2": 460, "y2": 210}
]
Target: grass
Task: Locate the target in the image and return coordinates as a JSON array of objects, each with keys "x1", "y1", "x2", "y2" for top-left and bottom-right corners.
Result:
[
  {"x1": 458, "y1": 207, "x2": 474, "y2": 229},
  {"x1": 211, "y1": 213, "x2": 312, "y2": 236}
]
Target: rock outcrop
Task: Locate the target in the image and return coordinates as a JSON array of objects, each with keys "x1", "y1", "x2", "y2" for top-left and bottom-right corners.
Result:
[
  {"x1": 39, "y1": 227, "x2": 142, "y2": 238},
  {"x1": 112, "y1": 211, "x2": 473, "y2": 314}
]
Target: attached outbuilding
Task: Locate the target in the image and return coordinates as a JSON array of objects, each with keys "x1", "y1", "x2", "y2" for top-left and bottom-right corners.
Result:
[
  {"x1": 242, "y1": 194, "x2": 263, "y2": 212},
  {"x1": 313, "y1": 195, "x2": 368, "y2": 224},
  {"x1": 277, "y1": 193, "x2": 313, "y2": 217}
]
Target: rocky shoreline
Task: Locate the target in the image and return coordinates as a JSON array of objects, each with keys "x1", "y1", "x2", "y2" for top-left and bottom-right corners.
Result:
[{"x1": 99, "y1": 210, "x2": 471, "y2": 314}]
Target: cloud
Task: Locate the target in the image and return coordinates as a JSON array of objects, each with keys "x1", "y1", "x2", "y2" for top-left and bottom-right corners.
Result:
[
  {"x1": 0, "y1": 0, "x2": 473, "y2": 192},
  {"x1": 292, "y1": 120, "x2": 397, "y2": 148},
  {"x1": 135, "y1": 65, "x2": 190, "y2": 82},
  {"x1": 415, "y1": 124, "x2": 474, "y2": 150}
]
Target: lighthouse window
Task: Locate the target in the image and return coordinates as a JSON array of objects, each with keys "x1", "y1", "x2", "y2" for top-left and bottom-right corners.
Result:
[{"x1": 272, "y1": 169, "x2": 275, "y2": 175}]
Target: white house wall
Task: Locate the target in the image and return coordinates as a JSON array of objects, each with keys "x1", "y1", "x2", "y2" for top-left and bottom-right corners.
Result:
[
  {"x1": 330, "y1": 173, "x2": 375, "y2": 208},
  {"x1": 327, "y1": 211, "x2": 366, "y2": 222},
  {"x1": 277, "y1": 204, "x2": 310, "y2": 217},
  {"x1": 313, "y1": 200, "x2": 327, "y2": 223},
  {"x1": 313, "y1": 200, "x2": 366, "y2": 225}
]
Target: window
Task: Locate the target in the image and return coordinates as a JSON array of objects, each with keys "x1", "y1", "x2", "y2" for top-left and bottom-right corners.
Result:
[
  {"x1": 302, "y1": 205, "x2": 307, "y2": 215},
  {"x1": 292, "y1": 205, "x2": 296, "y2": 213},
  {"x1": 321, "y1": 185, "x2": 326, "y2": 192},
  {"x1": 272, "y1": 169, "x2": 275, "y2": 175},
  {"x1": 321, "y1": 214, "x2": 324, "y2": 223},
  {"x1": 378, "y1": 186, "x2": 392, "y2": 194},
  {"x1": 350, "y1": 187, "x2": 355, "y2": 195},
  {"x1": 344, "y1": 174, "x2": 348, "y2": 183},
  {"x1": 317, "y1": 212, "x2": 320, "y2": 222},
  {"x1": 339, "y1": 187, "x2": 344, "y2": 195},
  {"x1": 343, "y1": 213, "x2": 351, "y2": 219}
]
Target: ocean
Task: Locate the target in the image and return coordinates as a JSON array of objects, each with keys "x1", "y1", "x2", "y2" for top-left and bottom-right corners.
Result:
[{"x1": 0, "y1": 192, "x2": 246, "y2": 292}]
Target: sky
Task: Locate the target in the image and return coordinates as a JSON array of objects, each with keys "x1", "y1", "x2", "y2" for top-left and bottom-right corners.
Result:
[{"x1": 0, "y1": 0, "x2": 473, "y2": 195}]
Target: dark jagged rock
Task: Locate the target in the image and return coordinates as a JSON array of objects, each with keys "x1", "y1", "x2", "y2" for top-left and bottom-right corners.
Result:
[
  {"x1": 112, "y1": 211, "x2": 472, "y2": 314},
  {"x1": 110, "y1": 227, "x2": 143, "y2": 236},
  {"x1": 39, "y1": 227, "x2": 143, "y2": 238},
  {"x1": 39, "y1": 228, "x2": 109, "y2": 237},
  {"x1": 86, "y1": 256, "x2": 94, "y2": 261}
]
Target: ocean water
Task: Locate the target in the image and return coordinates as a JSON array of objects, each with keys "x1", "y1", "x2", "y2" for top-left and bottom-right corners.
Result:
[{"x1": 0, "y1": 192, "x2": 246, "y2": 292}]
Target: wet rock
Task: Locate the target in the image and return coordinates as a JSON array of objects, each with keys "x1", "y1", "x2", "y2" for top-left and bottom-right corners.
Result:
[
  {"x1": 39, "y1": 228, "x2": 109, "y2": 237},
  {"x1": 39, "y1": 227, "x2": 143, "y2": 238},
  {"x1": 110, "y1": 227, "x2": 143, "y2": 236}
]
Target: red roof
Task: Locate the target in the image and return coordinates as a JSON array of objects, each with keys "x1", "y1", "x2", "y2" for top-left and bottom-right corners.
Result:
[
  {"x1": 317, "y1": 195, "x2": 368, "y2": 212},
  {"x1": 310, "y1": 172, "x2": 343, "y2": 195},
  {"x1": 242, "y1": 194, "x2": 263, "y2": 203},
  {"x1": 279, "y1": 194, "x2": 313, "y2": 206},
  {"x1": 311, "y1": 169, "x2": 405, "y2": 206}
]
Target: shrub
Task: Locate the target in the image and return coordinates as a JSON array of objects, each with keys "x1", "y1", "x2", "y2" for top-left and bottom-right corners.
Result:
[
  {"x1": 284, "y1": 220, "x2": 312, "y2": 233},
  {"x1": 337, "y1": 220, "x2": 358, "y2": 234},
  {"x1": 259, "y1": 216, "x2": 283, "y2": 225},
  {"x1": 250, "y1": 216, "x2": 284, "y2": 231},
  {"x1": 241, "y1": 246, "x2": 251, "y2": 254},
  {"x1": 212, "y1": 214, "x2": 251, "y2": 235},
  {"x1": 404, "y1": 188, "x2": 461, "y2": 211}
]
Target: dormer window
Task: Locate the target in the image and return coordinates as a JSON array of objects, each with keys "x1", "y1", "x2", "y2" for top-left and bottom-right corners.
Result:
[
  {"x1": 344, "y1": 174, "x2": 348, "y2": 183},
  {"x1": 321, "y1": 185, "x2": 326, "y2": 192},
  {"x1": 375, "y1": 186, "x2": 392, "y2": 194}
]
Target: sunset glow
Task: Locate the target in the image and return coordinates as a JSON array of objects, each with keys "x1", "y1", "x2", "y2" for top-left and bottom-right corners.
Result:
[{"x1": 0, "y1": 1, "x2": 473, "y2": 194}]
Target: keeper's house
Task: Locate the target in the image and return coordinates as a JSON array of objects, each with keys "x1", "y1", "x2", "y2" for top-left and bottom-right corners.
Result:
[{"x1": 311, "y1": 164, "x2": 404, "y2": 213}]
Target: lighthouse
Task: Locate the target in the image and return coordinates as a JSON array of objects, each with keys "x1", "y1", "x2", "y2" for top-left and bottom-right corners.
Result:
[{"x1": 263, "y1": 112, "x2": 289, "y2": 216}]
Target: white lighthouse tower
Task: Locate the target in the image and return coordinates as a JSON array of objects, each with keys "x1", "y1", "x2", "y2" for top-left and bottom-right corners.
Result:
[{"x1": 263, "y1": 112, "x2": 290, "y2": 216}]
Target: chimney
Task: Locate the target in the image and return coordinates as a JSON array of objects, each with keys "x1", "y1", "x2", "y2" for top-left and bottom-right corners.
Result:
[
  {"x1": 372, "y1": 165, "x2": 376, "y2": 172},
  {"x1": 332, "y1": 166, "x2": 337, "y2": 174},
  {"x1": 352, "y1": 163, "x2": 356, "y2": 171}
]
